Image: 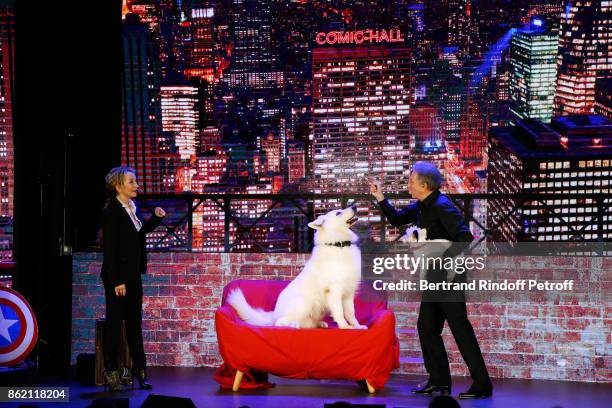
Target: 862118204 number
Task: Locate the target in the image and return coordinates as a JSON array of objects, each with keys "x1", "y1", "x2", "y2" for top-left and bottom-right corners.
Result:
[{"x1": 1, "y1": 387, "x2": 69, "y2": 402}]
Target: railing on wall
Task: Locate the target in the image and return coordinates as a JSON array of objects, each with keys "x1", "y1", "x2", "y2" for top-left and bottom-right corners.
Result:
[{"x1": 132, "y1": 193, "x2": 611, "y2": 253}]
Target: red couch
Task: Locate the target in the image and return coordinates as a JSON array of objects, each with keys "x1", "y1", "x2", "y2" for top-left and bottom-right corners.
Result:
[{"x1": 214, "y1": 279, "x2": 399, "y2": 392}]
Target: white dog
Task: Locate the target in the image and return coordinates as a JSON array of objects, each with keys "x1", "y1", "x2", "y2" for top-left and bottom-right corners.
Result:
[
  {"x1": 400, "y1": 226, "x2": 456, "y2": 282},
  {"x1": 228, "y1": 205, "x2": 367, "y2": 329}
]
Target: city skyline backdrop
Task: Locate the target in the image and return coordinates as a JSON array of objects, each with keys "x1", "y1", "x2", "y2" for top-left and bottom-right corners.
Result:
[
  {"x1": 0, "y1": 0, "x2": 610, "y2": 257},
  {"x1": 120, "y1": 0, "x2": 610, "y2": 250}
]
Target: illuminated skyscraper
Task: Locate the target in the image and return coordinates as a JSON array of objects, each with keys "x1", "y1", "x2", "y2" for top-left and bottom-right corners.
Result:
[
  {"x1": 122, "y1": 13, "x2": 162, "y2": 194},
  {"x1": 447, "y1": 0, "x2": 478, "y2": 57},
  {"x1": 0, "y1": 4, "x2": 14, "y2": 261},
  {"x1": 459, "y1": 92, "x2": 487, "y2": 163},
  {"x1": 554, "y1": 0, "x2": 612, "y2": 115},
  {"x1": 509, "y1": 21, "x2": 558, "y2": 122},
  {"x1": 158, "y1": 0, "x2": 181, "y2": 80},
  {"x1": 260, "y1": 132, "x2": 282, "y2": 174},
  {"x1": 311, "y1": 30, "x2": 412, "y2": 217},
  {"x1": 287, "y1": 141, "x2": 306, "y2": 184},
  {"x1": 429, "y1": 58, "x2": 462, "y2": 146},
  {"x1": 184, "y1": 5, "x2": 215, "y2": 81},
  {"x1": 441, "y1": 84, "x2": 463, "y2": 147},
  {"x1": 488, "y1": 115, "x2": 612, "y2": 242},
  {"x1": 160, "y1": 85, "x2": 199, "y2": 160},
  {"x1": 226, "y1": 0, "x2": 282, "y2": 88},
  {"x1": 409, "y1": 102, "x2": 444, "y2": 153}
]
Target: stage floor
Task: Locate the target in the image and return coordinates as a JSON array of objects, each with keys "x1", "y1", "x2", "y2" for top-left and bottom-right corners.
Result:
[{"x1": 4, "y1": 366, "x2": 610, "y2": 408}]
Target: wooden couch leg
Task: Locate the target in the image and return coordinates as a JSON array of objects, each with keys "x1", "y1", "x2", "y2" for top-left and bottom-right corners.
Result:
[
  {"x1": 365, "y1": 379, "x2": 376, "y2": 393},
  {"x1": 232, "y1": 370, "x2": 244, "y2": 391}
]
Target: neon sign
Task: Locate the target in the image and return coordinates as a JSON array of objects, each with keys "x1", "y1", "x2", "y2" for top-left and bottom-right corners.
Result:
[{"x1": 315, "y1": 29, "x2": 405, "y2": 45}]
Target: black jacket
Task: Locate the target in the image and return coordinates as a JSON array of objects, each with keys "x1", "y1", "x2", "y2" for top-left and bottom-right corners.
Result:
[
  {"x1": 101, "y1": 197, "x2": 163, "y2": 287},
  {"x1": 378, "y1": 189, "x2": 473, "y2": 257}
]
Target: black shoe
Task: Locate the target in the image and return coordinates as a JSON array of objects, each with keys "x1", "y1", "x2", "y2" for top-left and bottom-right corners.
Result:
[
  {"x1": 458, "y1": 388, "x2": 492, "y2": 399},
  {"x1": 132, "y1": 368, "x2": 153, "y2": 390},
  {"x1": 104, "y1": 370, "x2": 123, "y2": 392},
  {"x1": 411, "y1": 382, "x2": 451, "y2": 395}
]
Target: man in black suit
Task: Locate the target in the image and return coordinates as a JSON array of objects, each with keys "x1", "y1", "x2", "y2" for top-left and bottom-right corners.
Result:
[
  {"x1": 101, "y1": 167, "x2": 165, "y2": 391},
  {"x1": 369, "y1": 161, "x2": 492, "y2": 399}
]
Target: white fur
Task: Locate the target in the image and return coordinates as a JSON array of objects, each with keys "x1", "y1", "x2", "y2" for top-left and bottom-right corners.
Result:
[
  {"x1": 228, "y1": 206, "x2": 366, "y2": 330},
  {"x1": 400, "y1": 226, "x2": 456, "y2": 282}
]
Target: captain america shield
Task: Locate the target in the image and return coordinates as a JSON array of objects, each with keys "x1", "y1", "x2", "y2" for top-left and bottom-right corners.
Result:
[{"x1": 0, "y1": 287, "x2": 38, "y2": 366}]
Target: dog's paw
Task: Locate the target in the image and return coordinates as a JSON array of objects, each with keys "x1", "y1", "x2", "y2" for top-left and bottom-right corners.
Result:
[
  {"x1": 352, "y1": 324, "x2": 368, "y2": 330},
  {"x1": 318, "y1": 321, "x2": 329, "y2": 328},
  {"x1": 288, "y1": 321, "x2": 300, "y2": 329}
]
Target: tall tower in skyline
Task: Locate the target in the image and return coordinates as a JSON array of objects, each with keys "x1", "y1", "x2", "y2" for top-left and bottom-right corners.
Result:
[
  {"x1": 311, "y1": 39, "x2": 412, "y2": 212},
  {"x1": 0, "y1": 3, "x2": 14, "y2": 261},
  {"x1": 121, "y1": 13, "x2": 162, "y2": 194},
  {"x1": 160, "y1": 85, "x2": 199, "y2": 160},
  {"x1": 447, "y1": 0, "x2": 477, "y2": 57},
  {"x1": 409, "y1": 102, "x2": 445, "y2": 153},
  {"x1": 158, "y1": 0, "x2": 181, "y2": 80},
  {"x1": 184, "y1": 5, "x2": 215, "y2": 81},
  {"x1": 554, "y1": 0, "x2": 612, "y2": 115},
  {"x1": 459, "y1": 90, "x2": 487, "y2": 164},
  {"x1": 509, "y1": 21, "x2": 558, "y2": 123},
  {"x1": 226, "y1": 0, "x2": 280, "y2": 88}
]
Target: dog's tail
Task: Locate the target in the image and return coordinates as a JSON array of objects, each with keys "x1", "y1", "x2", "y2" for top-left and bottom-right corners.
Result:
[{"x1": 226, "y1": 288, "x2": 275, "y2": 326}]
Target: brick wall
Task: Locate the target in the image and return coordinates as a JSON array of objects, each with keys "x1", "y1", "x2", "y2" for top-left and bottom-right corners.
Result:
[{"x1": 72, "y1": 252, "x2": 611, "y2": 383}]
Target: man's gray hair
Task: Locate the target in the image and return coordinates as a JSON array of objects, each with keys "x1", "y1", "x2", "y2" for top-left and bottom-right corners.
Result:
[{"x1": 412, "y1": 161, "x2": 443, "y2": 191}]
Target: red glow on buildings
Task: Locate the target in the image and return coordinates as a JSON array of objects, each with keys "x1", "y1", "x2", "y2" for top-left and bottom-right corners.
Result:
[
  {"x1": 459, "y1": 94, "x2": 488, "y2": 164},
  {"x1": 184, "y1": 67, "x2": 215, "y2": 82}
]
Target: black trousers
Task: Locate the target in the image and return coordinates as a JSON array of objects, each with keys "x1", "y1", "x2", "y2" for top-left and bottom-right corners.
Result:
[
  {"x1": 417, "y1": 298, "x2": 492, "y2": 390},
  {"x1": 103, "y1": 278, "x2": 146, "y2": 371}
]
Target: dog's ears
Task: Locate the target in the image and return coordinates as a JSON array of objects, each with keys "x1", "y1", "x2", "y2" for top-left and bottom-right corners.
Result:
[{"x1": 308, "y1": 217, "x2": 324, "y2": 230}]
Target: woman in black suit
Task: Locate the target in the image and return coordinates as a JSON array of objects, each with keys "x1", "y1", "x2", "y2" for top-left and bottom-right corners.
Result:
[{"x1": 101, "y1": 166, "x2": 165, "y2": 391}]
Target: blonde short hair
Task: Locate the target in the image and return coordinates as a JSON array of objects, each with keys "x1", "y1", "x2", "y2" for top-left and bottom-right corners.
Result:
[{"x1": 105, "y1": 166, "x2": 136, "y2": 196}]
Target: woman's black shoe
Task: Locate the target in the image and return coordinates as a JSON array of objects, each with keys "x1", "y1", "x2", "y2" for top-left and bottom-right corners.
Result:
[
  {"x1": 458, "y1": 388, "x2": 492, "y2": 399},
  {"x1": 411, "y1": 383, "x2": 451, "y2": 395},
  {"x1": 104, "y1": 370, "x2": 123, "y2": 392},
  {"x1": 131, "y1": 368, "x2": 153, "y2": 390}
]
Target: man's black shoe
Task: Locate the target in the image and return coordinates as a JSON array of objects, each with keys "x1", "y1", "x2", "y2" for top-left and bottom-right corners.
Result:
[
  {"x1": 458, "y1": 388, "x2": 492, "y2": 399},
  {"x1": 411, "y1": 383, "x2": 451, "y2": 395}
]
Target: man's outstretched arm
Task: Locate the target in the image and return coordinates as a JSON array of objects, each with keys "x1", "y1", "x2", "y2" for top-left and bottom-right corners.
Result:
[
  {"x1": 378, "y1": 199, "x2": 419, "y2": 227},
  {"x1": 369, "y1": 179, "x2": 418, "y2": 227}
]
